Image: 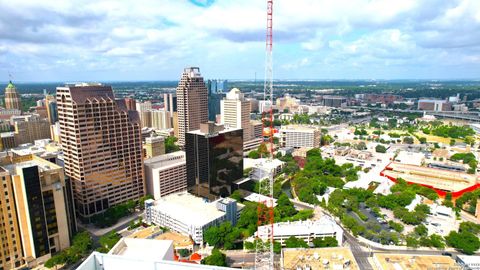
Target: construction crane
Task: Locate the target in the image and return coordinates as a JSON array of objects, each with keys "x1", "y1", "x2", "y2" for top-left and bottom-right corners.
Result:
[{"x1": 255, "y1": 0, "x2": 275, "y2": 269}]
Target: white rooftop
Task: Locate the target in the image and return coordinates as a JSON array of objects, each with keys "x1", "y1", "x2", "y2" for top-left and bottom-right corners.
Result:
[
  {"x1": 244, "y1": 158, "x2": 284, "y2": 170},
  {"x1": 109, "y1": 238, "x2": 173, "y2": 262},
  {"x1": 244, "y1": 192, "x2": 277, "y2": 207},
  {"x1": 257, "y1": 216, "x2": 342, "y2": 238},
  {"x1": 149, "y1": 192, "x2": 226, "y2": 226},
  {"x1": 144, "y1": 151, "x2": 185, "y2": 170}
]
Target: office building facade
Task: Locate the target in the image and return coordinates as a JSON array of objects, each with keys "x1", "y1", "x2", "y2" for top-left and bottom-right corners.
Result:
[
  {"x1": 185, "y1": 122, "x2": 243, "y2": 200},
  {"x1": 176, "y1": 67, "x2": 208, "y2": 146},
  {"x1": 0, "y1": 154, "x2": 76, "y2": 269},
  {"x1": 144, "y1": 136, "x2": 165, "y2": 159},
  {"x1": 144, "y1": 151, "x2": 187, "y2": 199},
  {"x1": 57, "y1": 83, "x2": 145, "y2": 219},
  {"x1": 12, "y1": 115, "x2": 51, "y2": 145}
]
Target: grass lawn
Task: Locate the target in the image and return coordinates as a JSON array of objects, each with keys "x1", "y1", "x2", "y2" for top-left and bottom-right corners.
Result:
[{"x1": 415, "y1": 132, "x2": 464, "y2": 144}]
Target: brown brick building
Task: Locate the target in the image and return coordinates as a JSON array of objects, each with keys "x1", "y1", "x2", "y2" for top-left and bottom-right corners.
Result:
[{"x1": 56, "y1": 83, "x2": 145, "y2": 220}]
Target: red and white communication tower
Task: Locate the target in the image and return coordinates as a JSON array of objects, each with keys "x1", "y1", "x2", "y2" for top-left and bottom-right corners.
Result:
[{"x1": 255, "y1": 0, "x2": 275, "y2": 269}]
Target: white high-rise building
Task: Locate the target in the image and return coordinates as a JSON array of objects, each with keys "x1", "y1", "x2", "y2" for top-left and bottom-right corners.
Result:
[
  {"x1": 279, "y1": 125, "x2": 321, "y2": 148},
  {"x1": 144, "y1": 151, "x2": 187, "y2": 199},
  {"x1": 220, "y1": 88, "x2": 251, "y2": 140}
]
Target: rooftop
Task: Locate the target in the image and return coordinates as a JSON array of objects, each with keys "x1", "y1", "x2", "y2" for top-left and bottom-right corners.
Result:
[
  {"x1": 144, "y1": 151, "x2": 186, "y2": 170},
  {"x1": 148, "y1": 192, "x2": 226, "y2": 226},
  {"x1": 109, "y1": 238, "x2": 173, "y2": 262},
  {"x1": 260, "y1": 216, "x2": 342, "y2": 238},
  {"x1": 372, "y1": 253, "x2": 458, "y2": 270},
  {"x1": 282, "y1": 247, "x2": 359, "y2": 270}
]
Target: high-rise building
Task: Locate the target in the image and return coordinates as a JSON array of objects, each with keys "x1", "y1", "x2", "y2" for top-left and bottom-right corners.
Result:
[
  {"x1": 0, "y1": 154, "x2": 76, "y2": 269},
  {"x1": 176, "y1": 67, "x2": 208, "y2": 146},
  {"x1": 144, "y1": 136, "x2": 165, "y2": 159},
  {"x1": 150, "y1": 109, "x2": 172, "y2": 130},
  {"x1": 124, "y1": 98, "x2": 136, "y2": 111},
  {"x1": 163, "y1": 93, "x2": 177, "y2": 115},
  {"x1": 136, "y1": 101, "x2": 152, "y2": 127},
  {"x1": 12, "y1": 115, "x2": 51, "y2": 145},
  {"x1": 279, "y1": 125, "x2": 321, "y2": 149},
  {"x1": 144, "y1": 151, "x2": 187, "y2": 199},
  {"x1": 186, "y1": 122, "x2": 243, "y2": 200},
  {"x1": 56, "y1": 83, "x2": 145, "y2": 219},
  {"x1": 221, "y1": 88, "x2": 251, "y2": 141},
  {"x1": 45, "y1": 95, "x2": 58, "y2": 124},
  {"x1": 4, "y1": 80, "x2": 22, "y2": 111}
]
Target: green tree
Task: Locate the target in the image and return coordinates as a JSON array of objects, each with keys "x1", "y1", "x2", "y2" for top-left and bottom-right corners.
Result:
[
  {"x1": 414, "y1": 224, "x2": 428, "y2": 237},
  {"x1": 230, "y1": 190, "x2": 243, "y2": 201},
  {"x1": 202, "y1": 249, "x2": 227, "y2": 267},
  {"x1": 165, "y1": 136, "x2": 180, "y2": 153},
  {"x1": 276, "y1": 193, "x2": 297, "y2": 219},
  {"x1": 248, "y1": 150, "x2": 260, "y2": 159},
  {"x1": 312, "y1": 237, "x2": 338, "y2": 248},
  {"x1": 375, "y1": 144, "x2": 387, "y2": 153},
  {"x1": 285, "y1": 236, "x2": 309, "y2": 248},
  {"x1": 403, "y1": 137, "x2": 414, "y2": 144},
  {"x1": 445, "y1": 231, "x2": 480, "y2": 255},
  {"x1": 98, "y1": 231, "x2": 121, "y2": 253}
]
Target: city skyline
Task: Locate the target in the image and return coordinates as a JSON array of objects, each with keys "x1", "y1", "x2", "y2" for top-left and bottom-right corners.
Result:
[{"x1": 1, "y1": 0, "x2": 480, "y2": 82}]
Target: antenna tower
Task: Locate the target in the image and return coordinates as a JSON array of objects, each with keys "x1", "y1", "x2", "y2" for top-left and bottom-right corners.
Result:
[{"x1": 255, "y1": 0, "x2": 275, "y2": 269}]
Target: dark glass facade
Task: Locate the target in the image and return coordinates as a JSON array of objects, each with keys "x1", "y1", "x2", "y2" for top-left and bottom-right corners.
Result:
[
  {"x1": 186, "y1": 128, "x2": 243, "y2": 200},
  {"x1": 22, "y1": 166, "x2": 49, "y2": 257}
]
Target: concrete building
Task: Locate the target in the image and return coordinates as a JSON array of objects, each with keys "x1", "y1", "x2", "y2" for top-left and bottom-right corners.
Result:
[
  {"x1": 418, "y1": 99, "x2": 452, "y2": 111},
  {"x1": 136, "y1": 101, "x2": 153, "y2": 127},
  {"x1": 4, "y1": 80, "x2": 22, "y2": 111},
  {"x1": 244, "y1": 158, "x2": 284, "y2": 181},
  {"x1": 276, "y1": 94, "x2": 300, "y2": 112},
  {"x1": 163, "y1": 93, "x2": 177, "y2": 115},
  {"x1": 0, "y1": 131, "x2": 16, "y2": 150},
  {"x1": 176, "y1": 67, "x2": 209, "y2": 146},
  {"x1": 150, "y1": 109, "x2": 172, "y2": 130},
  {"x1": 144, "y1": 193, "x2": 239, "y2": 244},
  {"x1": 144, "y1": 136, "x2": 165, "y2": 158},
  {"x1": 144, "y1": 151, "x2": 187, "y2": 199},
  {"x1": 279, "y1": 125, "x2": 321, "y2": 148},
  {"x1": 255, "y1": 217, "x2": 343, "y2": 247},
  {"x1": 12, "y1": 115, "x2": 51, "y2": 145},
  {"x1": 221, "y1": 88, "x2": 251, "y2": 139},
  {"x1": 0, "y1": 155, "x2": 76, "y2": 269},
  {"x1": 186, "y1": 122, "x2": 243, "y2": 200},
  {"x1": 246, "y1": 98, "x2": 259, "y2": 112},
  {"x1": 56, "y1": 83, "x2": 145, "y2": 220}
]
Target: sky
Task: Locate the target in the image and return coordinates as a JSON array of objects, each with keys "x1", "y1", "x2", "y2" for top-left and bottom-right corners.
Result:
[{"x1": 1, "y1": 0, "x2": 480, "y2": 82}]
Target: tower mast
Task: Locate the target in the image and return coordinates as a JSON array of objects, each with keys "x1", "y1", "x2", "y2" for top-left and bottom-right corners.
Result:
[{"x1": 255, "y1": 0, "x2": 275, "y2": 269}]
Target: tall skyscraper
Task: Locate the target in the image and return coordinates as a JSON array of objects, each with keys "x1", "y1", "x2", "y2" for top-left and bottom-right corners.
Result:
[
  {"x1": 185, "y1": 122, "x2": 243, "y2": 200},
  {"x1": 0, "y1": 154, "x2": 76, "y2": 269},
  {"x1": 4, "y1": 80, "x2": 21, "y2": 111},
  {"x1": 56, "y1": 83, "x2": 145, "y2": 220},
  {"x1": 176, "y1": 67, "x2": 208, "y2": 146},
  {"x1": 221, "y1": 88, "x2": 252, "y2": 141},
  {"x1": 124, "y1": 98, "x2": 136, "y2": 111}
]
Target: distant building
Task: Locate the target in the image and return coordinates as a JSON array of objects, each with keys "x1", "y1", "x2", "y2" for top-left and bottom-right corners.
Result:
[
  {"x1": 144, "y1": 193, "x2": 239, "y2": 244},
  {"x1": 176, "y1": 67, "x2": 209, "y2": 146},
  {"x1": 144, "y1": 151, "x2": 187, "y2": 199},
  {"x1": 276, "y1": 94, "x2": 300, "y2": 112},
  {"x1": 0, "y1": 154, "x2": 76, "y2": 269},
  {"x1": 57, "y1": 83, "x2": 145, "y2": 220},
  {"x1": 362, "y1": 94, "x2": 403, "y2": 104},
  {"x1": 163, "y1": 93, "x2": 177, "y2": 114},
  {"x1": 4, "y1": 80, "x2": 22, "y2": 111},
  {"x1": 186, "y1": 122, "x2": 243, "y2": 200},
  {"x1": 320, "y1": 95, "x2": 347, "y2": 108},
  {"x1": 279, "y1": 125, "x2": 320, "y2": 149},
  {"x1": 418, "y1": 99, "x2": 452, "y2": 111},
  {"x1": 12, "y1": 115, "x2": 51, "y2": 145},
  {"x1": 246, "y1": 98, "x2": 259, "y2": 112}
]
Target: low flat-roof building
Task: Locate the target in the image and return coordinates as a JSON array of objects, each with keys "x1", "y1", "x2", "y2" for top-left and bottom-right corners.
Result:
[
  {"x1": 381, "y1": 162, "x2": 479, "y2": 197},
  {"x1": 456, "y1": 255, "x2": 480, "y2": 270},
  {"x1": 245, "y1": 158, "x2": 284, "y2": 181},
  {"x1": 372, "y1": 253, "x2": 459, "y2": 270},
  {"x1": 281, "y1": 247, "x2": 359, "y2": 270},
  {"x1": 144, "y1": 151, "x2": 187, "y2": 199},
  {"x1": 144, "y1": 192, "x2": 240, "y2": 244},
  {"x1": 256, "y1": 216, "x2": 343, "y2": 246}
]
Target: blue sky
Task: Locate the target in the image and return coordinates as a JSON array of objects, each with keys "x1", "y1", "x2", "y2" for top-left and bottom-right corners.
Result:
[{"x1": 1, "y1": 0, "x2": 480, "y2": 81}]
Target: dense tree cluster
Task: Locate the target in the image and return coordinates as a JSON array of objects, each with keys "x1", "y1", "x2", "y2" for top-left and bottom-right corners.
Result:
[
  {"x1": 428, "y1": 125, "x2": 475, "y2": 139},
  {"x1": 91, "y1": 195, "x2": 153, "y2": 228},
  {"x1": 202, "y1": 249, "x2": 227, "y2": 266},
  {"x1": 450, "y1": 153, "x2": 478, "y2": 174},
  {"x1": 45, "y1": 232, "x2": 93, "y2": 269},
  {"x1": 165, "y1": 136, "x2": 180, "y2": 153}
]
